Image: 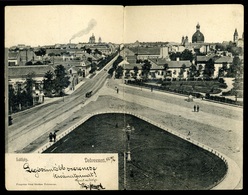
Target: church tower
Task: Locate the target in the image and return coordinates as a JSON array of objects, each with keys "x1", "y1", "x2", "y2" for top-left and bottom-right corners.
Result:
[
  {"x1": 233, "y1": 28, "x2": 239, "y2": 43},
  {"x1": 192, "y1": 23, "x2": 204, "y2": 43}
]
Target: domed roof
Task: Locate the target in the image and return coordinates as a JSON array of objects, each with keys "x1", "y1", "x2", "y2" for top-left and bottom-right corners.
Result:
[
  {"x1": 192, "y1": 31, "x2": 204, "y2": 43},
  {"x1": 192, "y1": 23, "x2": 204, "y2": 43}
]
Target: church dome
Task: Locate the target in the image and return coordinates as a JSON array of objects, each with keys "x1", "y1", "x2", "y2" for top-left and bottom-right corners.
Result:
[{"x1": 192, "y1": 23, "x2": 204, "y2": 43}]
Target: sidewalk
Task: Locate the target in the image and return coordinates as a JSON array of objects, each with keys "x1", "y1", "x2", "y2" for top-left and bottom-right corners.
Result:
[{"x1": 64, "y1": 79, "x2": 85, "y2": 95}]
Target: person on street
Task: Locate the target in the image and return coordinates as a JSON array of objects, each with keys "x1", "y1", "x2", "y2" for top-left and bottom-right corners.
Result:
[
  {"x1": 197, "y1": 105, "x2": 199, "y2": 112},
  {"x1": 193, "y1": 105, "x2": 196, "y2": 112},
  {"x1": 53, "y1": 131, "x2": 57, "y2": 142},
  {"x1": 49, "y1": 132, "x2": 53, "y2": 142}
]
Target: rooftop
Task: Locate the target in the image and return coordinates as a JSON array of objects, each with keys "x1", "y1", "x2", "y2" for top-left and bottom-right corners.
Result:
[{"x1": 8, "y1": 65, "x2": 55, "y2": 78}]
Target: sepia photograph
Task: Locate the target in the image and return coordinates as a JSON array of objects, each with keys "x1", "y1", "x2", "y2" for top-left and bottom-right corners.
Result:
[{"x1": 4, "y1": 3, "x2": 244, "y2": 190}]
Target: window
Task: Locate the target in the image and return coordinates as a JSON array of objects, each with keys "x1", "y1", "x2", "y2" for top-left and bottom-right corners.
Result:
[
  {"x1": 8, "y1": 62, "x2": 16, "y2": 66},
  {"x1": 35, "y1": 83, "x2": 39, "y2": 90}
]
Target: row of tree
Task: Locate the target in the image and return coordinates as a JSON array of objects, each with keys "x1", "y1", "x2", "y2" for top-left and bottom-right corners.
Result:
[{"x1": 109, "y1": 55, "x2": 242, "y2": 81}]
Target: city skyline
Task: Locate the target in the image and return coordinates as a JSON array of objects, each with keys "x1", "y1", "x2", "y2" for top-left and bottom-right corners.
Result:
[{"x1": 5, "y1": 4, "x2": 244, "y2": 47}]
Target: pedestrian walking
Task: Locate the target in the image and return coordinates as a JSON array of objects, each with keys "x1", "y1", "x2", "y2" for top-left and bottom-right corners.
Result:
[
  {"x1": 49, "y1": 132, "x2": 53, "y2": 142},
  {"x1": 116, "y1": 87, "x2": 119, "y2": 94},
  {"x1": 151, "y1": 86, "x2": 153, "y2": 92},
  {"x1": 53, "y1": 131, "x2": 57, "y2": 142},
  {"x1": 197, "y1": 105, "x2": 199, "y2": 112},
  {"x1": 193, "y1": 105, "x2": 196, "y2": 112},
  {"x1": 187, "y1": 131, "x2": 191, "y2": 140}
]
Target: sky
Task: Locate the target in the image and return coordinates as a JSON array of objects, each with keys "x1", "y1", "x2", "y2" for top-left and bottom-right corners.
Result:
[{"x1": 5, "y1": 4, "x2": 244, "y2": 47}]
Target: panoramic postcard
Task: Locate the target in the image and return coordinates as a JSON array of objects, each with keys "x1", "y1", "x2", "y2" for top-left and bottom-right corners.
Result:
[{"x1": 5, "y1": 4, "x2": 243, "y2": 190}]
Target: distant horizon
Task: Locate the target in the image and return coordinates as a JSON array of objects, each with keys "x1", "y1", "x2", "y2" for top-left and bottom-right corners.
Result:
[
  {"x1": 5, "y1": 5, "x2": 244, "y2": 48},
  {"x1": 5, "y1": 38, "x2": 238, "y2": 49}
]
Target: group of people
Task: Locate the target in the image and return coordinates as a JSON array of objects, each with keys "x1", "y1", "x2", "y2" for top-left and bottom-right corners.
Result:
[
  {"x1": 193, "y1": 105, "x2": 200, "y2": 112},
  {"x1": 49, "y1": 131, "x2": 57, "y2": 142}
]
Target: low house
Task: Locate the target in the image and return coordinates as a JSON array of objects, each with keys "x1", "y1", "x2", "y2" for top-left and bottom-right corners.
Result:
[
  {"x1": 8, "y1": 65, "x2": 55, "y2": 104},
  {"x1": 79, "y1": 60, "x2": 92, "y2": 77},
  {"x1": 8, "y1": 50, "x2": 37, "y2": 66},
  {"x1": 8, "y1": 52, "x2": 21, "y2": 66},
  {"x1": 196, "y1": 55, "x2": 233, "y2": 78},
  {"x1": 118, "y1": 60, "x2": 143, "y2": 79},
  {"x1": 214, "y1": 56, "x2": 233, "y2": 78},
  {"x1": 149, "y1": 58, "x2": 192, "y2": 80}
]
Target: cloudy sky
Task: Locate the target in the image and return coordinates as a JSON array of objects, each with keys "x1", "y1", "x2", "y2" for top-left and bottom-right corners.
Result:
[{"x1": 5, "y1": 4, "x2": 244, "y2": 47}]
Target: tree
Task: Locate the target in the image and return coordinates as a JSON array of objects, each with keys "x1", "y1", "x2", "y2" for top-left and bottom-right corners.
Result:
[
  {"x1": 33, "y1": 61, "x2": 43, "y2": 65},
  {"x1": 25, "y1": 72, "x2": 36, "y2": 105},
  {"x1": 43, "y1": 70, "x2": 55, "y2": 97},
  {"x1": 34, "y1": 48, "x2": 46, "y2": 56},
  {"x1": 141, "y1": 60, "x2": 151, "y2": 80},
  {"x1": 54, "y1": 65, "x2": 70, "y2": 96},
  {"x1": 115, "y1": 65, "x2": 124, "y2": 79},
  {"x1": 133, "y1": 66, "x2": 139, "y2": 79},
  {"x1": 218, "y1": 62, "x2": 228, "y2": 78},
  {"x1": 181, "y1": 49, "x2": 193, "y2": 62},
  {"x1": 203, "y1": 59, "x2": 215, "y2": 79},
  {"x1": 86, "y1": 48, "x2": 92, "y2": 54},
  {"x1": 163, "y1": 63, "x2": 169, "y2": 80},
  {"x1": 178, "y1": 64, "x2": 187, "y2": 79},
  {"x1": 94, "y1": 49, "x2": 102, "y2": 55},
  {"x1": 89, "y1": 63, "x2": 97, "y2": 73},
  {"x1": 189, "y1": 64, "x2": 197, "y2": 79},
  {"x1": 25, "y1": 61, "x2": 33, "y2": 65},
  {"x1": 108, "y1": 67, "x2": 115, "y2": 76},
  {"x1": 169, "y1": 52, "x2": 181, "y2": 61},
  {"x1": 228, "y1": 56, "x2": 242, "y2": 78},
  {"x1": 8, "y1": 85, "x2": 16, "y2": 113}
]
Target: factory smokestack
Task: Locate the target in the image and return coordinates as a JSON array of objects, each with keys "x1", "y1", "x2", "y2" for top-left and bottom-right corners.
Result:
[{"x1": 70, "y1": 18, "x2": 97, "y2": 43}]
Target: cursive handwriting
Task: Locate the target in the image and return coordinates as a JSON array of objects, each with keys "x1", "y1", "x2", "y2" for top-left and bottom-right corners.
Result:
[
  {"x1": 23, "y1": 163, "x2": 97, "y2": 178},
  {"x1": 76, "y1": 179, "x2": 105, "y2": 190},
  {"x1": 53, "y1": 172, "x2": 97, "y2": 179},
  {"x1": 106, "y1": 156, "x2": 115, "y2": 163}
]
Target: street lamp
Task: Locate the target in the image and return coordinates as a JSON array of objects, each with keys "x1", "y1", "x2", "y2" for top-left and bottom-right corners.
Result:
[
  {"x1": 125, "y1": 124, "x2": 132, "y2": 162},
  {"x1": 123, "y1": 124, "x2": 135, "y2": 190}
]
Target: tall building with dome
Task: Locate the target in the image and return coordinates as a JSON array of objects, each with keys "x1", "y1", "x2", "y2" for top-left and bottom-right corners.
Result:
[
  {"x1": 192, "y1": 23, "x2": 205, "y2": 43},
  {"x1": 89, "y1": 33, "x2": 96, "y2": 44}
]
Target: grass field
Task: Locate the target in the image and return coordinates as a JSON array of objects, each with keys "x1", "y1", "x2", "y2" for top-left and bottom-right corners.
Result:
[{"x1": 43, "y1": 113, "x2": 227, "y2": 190}]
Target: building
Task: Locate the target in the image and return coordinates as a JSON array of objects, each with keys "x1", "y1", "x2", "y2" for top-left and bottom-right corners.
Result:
[
  {"x1": 192, "y1": 23, "x2": 205, "y2": 43},
  {"x1": 89, "y1": 33, "x2": 96, "y2": 44},
  {"x1": 8, "y1": 50, "x2": 37, "y2": 66},
  {"x1": 233, "y1": 29, "x2": 244, "y2": 48},
  {"x1": 8, "y1": 65, "x2": 55, "y2": 105},
  {"x1": 149, "y1": 58, "x2": 192, "y2": 80},
  {"x1": 233, "y1": 28, "x2": 239, "y2": 43},
  {"x1": 127, "y1": 46, "x2": 170, "y2": 61}
]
